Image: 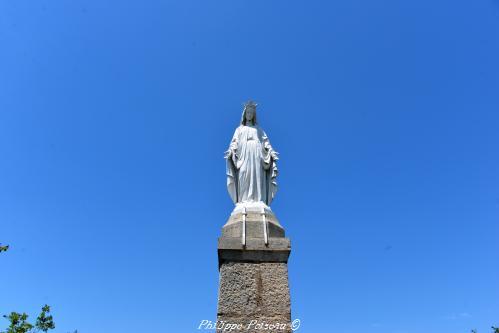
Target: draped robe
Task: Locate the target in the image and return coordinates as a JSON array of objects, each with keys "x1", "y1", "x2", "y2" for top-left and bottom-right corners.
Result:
[{"x1": 225, "y1": 125, "x2": 278, "y2": 205}]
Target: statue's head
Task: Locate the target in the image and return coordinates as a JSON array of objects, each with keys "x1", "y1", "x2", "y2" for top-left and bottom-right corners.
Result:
[{"x1": 240, "y1": 100, "x2": 258, "y2": 126}]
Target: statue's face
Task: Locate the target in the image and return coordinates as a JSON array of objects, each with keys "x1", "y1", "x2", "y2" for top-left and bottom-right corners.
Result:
[{"x1": 245, "y1": 107, "x2": 255, "y2": 123}]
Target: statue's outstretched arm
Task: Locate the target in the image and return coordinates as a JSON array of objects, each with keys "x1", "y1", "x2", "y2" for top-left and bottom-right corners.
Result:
[
  {"x1": 224, "y1": 127, "x2": 240, "y2": 168},
  {"x1": 262, "y1": 131, "x2": 279, "y2": 162}
]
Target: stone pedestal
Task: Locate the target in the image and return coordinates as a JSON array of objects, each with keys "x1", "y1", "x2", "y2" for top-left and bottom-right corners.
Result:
[{"x1": 217, "y1": 208, "x2": 292, "y2": 333}]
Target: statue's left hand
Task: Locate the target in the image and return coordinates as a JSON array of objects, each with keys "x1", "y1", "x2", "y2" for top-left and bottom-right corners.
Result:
[{"x1": 271, "y1": 150, "x2": 279, "y2": 161}]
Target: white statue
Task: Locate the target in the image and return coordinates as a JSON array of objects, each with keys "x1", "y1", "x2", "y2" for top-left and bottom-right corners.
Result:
[{"x1": 225, "y1": 101, "x2": 279, "y2": 207}]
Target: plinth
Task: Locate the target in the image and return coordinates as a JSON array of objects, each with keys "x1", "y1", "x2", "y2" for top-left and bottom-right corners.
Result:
[{"x1": 217, "y1": 204, "x2": 292, "y2": 333}]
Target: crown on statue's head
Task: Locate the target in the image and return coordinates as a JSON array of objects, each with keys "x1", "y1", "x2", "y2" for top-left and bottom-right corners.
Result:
[{"x1": 243, "y1": 100, "x2": 258, "y2": 109}]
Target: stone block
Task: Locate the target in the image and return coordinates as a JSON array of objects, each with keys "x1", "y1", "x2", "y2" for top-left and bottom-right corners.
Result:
[{"x1": 217, "y1": 262, "x2": 292, "y2": 333}]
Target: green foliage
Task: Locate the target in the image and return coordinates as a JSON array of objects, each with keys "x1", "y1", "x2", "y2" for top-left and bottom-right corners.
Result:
[
  {"x1": 34, "y1": 306, "x2": 54, "y2": 332},
  {"x1": 1, "y1": 246, "x2": 66, "y2": 333},
  {"x1": 1, "y1": 305, "x2": 54, "y2": 333},
  {"x1": 1, "y1": 312, "x2": 33, "y2": 333}
]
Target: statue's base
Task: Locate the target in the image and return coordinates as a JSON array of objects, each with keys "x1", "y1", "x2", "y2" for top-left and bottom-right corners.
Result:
[
  {"x1": 230, "y1": 201, "x2": 273, "y2": 215},
  {"x1": 216, "y1": 208, "x2": 292, "y2": 333}
]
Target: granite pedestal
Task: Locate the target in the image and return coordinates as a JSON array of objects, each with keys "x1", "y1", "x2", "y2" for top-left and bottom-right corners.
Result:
[{"x1": 217, "y1": 208, "x2": 292, "y2": 333}]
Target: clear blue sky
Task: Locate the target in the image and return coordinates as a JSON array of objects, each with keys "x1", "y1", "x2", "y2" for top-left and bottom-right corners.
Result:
[{"x1": 1, "y1": 0, "x2": 498, "y2": 332}]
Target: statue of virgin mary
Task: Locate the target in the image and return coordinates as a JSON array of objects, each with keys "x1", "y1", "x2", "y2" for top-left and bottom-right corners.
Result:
[{"x1": 224, "y1": 101, "x2": 279, "y2": 207}]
